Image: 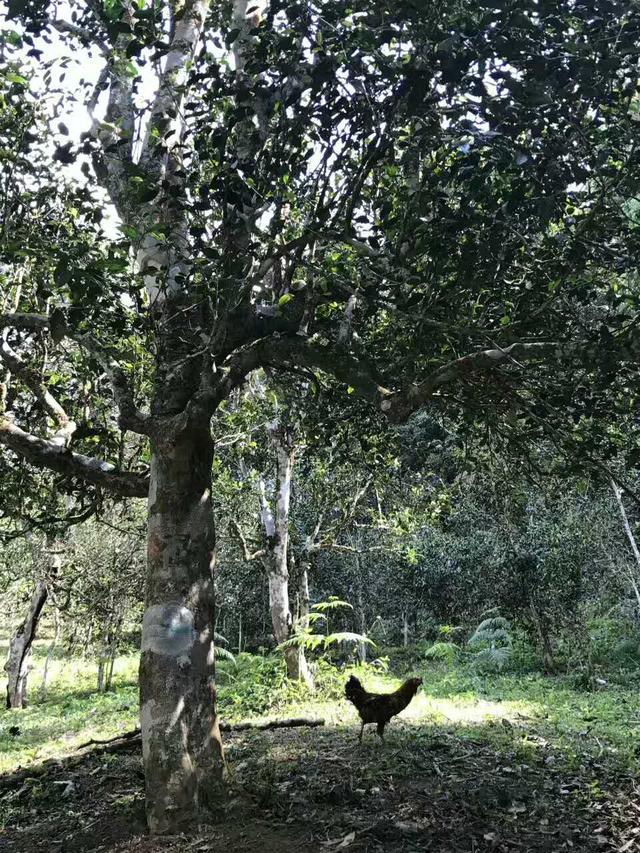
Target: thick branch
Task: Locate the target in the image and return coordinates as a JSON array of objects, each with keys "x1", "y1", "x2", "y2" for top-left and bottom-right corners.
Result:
[
  {"x1": 211, "y1": 336, "x2": 387, "y2": 412},
  {"x1": 0, "y1": 313, "x2": 49, "y2": 332},
  {"x1": 87, "y1": 10, "x2": 136, "y2": 217},
  {"x1": 0, "y1": 418, "x2": 149, "y2": 498},
  {"x1": 212, "y1": 336, "x2": 577, "y2": 425},
  {"x1": 379, "y1": 341, "x2": 563, "y2": 422},
  {"x1": 139, "y1": 0, "x2": 210, "y2": 175},
  {"x1": 76, "y1": 333, "x2": 150, "y2": 434}
]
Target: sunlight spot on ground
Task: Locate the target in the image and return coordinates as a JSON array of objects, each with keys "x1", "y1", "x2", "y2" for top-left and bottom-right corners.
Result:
[{"x1": 399, "y1": 692, "x2": 544, "y2": 726}]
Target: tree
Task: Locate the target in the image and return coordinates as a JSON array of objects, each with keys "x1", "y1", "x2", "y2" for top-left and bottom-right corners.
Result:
[
  {"x1": 4, "y1": 539, "x2": 57, "y2": 708},
  {"x1": 2, "y1": 0, "x2": 640, "y2": 832}
]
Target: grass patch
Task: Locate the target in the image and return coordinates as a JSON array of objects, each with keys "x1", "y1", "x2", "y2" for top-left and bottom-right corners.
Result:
[
  {"x1": 0, "y1": 647, "x2": 139, "y2": 772},
  {"x1": 1, "y1": 647, "x2": 639, "y2": 778}
]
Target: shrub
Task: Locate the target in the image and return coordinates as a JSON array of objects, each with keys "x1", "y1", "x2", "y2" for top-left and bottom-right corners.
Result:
[
  {"x1": 423, "y1": 641, "x2": 461, "y2": 665},
  {"x1": 589, "y1": 617, "x2": 640, "y2": 669},
  {"x1": 468, "y1": 616, "x2": 512, "y2": 672}
]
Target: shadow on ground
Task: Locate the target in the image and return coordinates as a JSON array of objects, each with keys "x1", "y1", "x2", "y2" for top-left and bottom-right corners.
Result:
[{"x1": 1, "y1": 718, "x2": 638, "y2": 853}]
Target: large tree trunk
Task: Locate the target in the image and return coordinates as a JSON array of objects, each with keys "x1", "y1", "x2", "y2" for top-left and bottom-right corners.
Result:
[
  {"x1": 139, "y1": 427, "x2": 224, "y2": 834},
  {"x1": 5, "y1": 579, "x2": 48, "y2": 709}
]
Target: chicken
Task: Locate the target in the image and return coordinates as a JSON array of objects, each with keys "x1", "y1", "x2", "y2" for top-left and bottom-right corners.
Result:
[{"x1": 345, "y1": 675, "x2": 423, "y2": 742}]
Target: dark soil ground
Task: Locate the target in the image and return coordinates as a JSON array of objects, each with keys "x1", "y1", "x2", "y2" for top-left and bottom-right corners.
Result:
[{"x1": 1, "y1": 720, "x2": 639, "y2": 853}]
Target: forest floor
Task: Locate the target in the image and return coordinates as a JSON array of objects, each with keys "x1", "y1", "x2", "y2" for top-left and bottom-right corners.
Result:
[{"x1": 1, "y1": 650, "x2": 640, "y2": 852}]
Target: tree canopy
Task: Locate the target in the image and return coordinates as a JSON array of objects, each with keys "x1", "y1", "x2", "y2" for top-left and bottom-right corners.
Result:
[{"x1": 1, "y1": 0, "x2": 640, "y2": 833}]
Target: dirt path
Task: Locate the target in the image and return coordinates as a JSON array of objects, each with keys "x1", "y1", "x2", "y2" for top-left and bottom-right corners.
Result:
[{"x1": 1, "y1": 721, "x2": 638, "y2": 852}]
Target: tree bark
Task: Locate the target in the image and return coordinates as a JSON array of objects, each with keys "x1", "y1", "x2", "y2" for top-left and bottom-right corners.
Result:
[
  {"x1": 530, "y1": 604, "x2": 556, "y2": 674},
  {"x1": 355, "y1": 553, "x2": 367, "y2": 664},
  {"x1": 5, "y1": 579, "x2": 48, "y2": 708},
  {"x1": 260, "y1": 421, "x2": 313, "y2": 687},
  {"x1": 40, "y1": 603, "x2": 60, "y2": 700},
  {"x1": 139, "y1": 426, "x2": 224, "y2": 833},
  {"x1": 611, "y1": 479, "x2": 640, "y2": 611}
]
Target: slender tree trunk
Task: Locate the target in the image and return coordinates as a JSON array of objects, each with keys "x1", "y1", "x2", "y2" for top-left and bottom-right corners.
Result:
[
  {"x1": 97, "y1": 656, "x2": 105, "y2": 693},
  {"x1": 299, "y1": 563, "x2": 310, "y2": 630},
  {"x1": 402, "y1": 611, "x2": 410, "y2": 647},
  {"x1": 611, "y1": 479, "x2": 640, "y2": 611},
  {"x1": 5, "y1": 579, "x2": 48, "y2": 708},
  {"x1": 355, "y1": 553, "x2": 367, "y2": 664},
  {"x1": 297, "y1": 561, "x2": 314, "y2": 685},
  {"x1": 139, "y1": 427, "x2": 224, "y2": 833},
  {"x1": 82, "y1": 624, "x2": 93, "y2": 659},
  {"x1": 40, "y1": 603, "x2": 60, "y2": 700},
  {"x1": 530, "y1": 604, "x2": 556, "y2": 673},
  {"x1": 105, "y1": 609, "x2": 123, "y2": 692},
  {"x1": 97, "y1": 611, "x2": 113, "y2": 693},
  {"x1": 260, "y1": 421, "x2": 313, "y2": 687}
]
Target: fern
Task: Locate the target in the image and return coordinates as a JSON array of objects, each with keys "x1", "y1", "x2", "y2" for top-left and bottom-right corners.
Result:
[
  {"x1": 423, "y1": 641, "x2": 460, "y2": 663},
  {"x1": 473, "y1": 646, "x2": 511, "y2": 671},
  {"x1": 312, "y1": 597, "x2": 353, "y2": 613},
  {"x1": 468, "y1": 615, "x2": 512, "y2": 671},
  {"x1": 324, "y1": 631, "x2": 376, "y2": 649},
  {"x1": 469, "y1": 617, "x2": 512, "y2": 647},
  {"x1": 215, "y1": 645, "x2": 236, "y2": 663},
  {"x1": 277, "y1": 630, "x2": 375, "y2": 652},
  {"x1": 276, "y1": 596, "x2": 372, "y2": 658}
]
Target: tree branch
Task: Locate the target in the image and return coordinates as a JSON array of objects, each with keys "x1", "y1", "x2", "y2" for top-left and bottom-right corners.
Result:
[
  {"x1": 0, "y1": 417, "x2": 149, "y2": 498},
  {"x1": 230, "y1": 520, "x2": 266, "y2": 561},
  {"x1": 0, "y1": 339, "x2": 75, "y2": 443},
  {"x1": 212, "y1": 336, "x2": 572, "y2": 425},
  {"x1": 379, "y1": 341, "x2": 563, "y2": 422},
  {"x1": 210, "y1": 336, "x2": 387, "y2": 413},
  {"x1": 48, "y1": 18, "x2": 110, "y2": 57},
  {"x1": 0, "y1": 312, "x2": 150, "y2": 435}
]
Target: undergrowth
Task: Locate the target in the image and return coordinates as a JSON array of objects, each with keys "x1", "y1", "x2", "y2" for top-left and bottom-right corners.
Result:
[{"x1": 1, "y1": 637, "x2": 640, "y2": 776}]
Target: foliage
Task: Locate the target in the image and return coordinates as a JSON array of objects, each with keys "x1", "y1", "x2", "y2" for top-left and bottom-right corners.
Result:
[
  {"x1": 277, "y1": 598, "x2": 374, "y2": 656},
  {"x1": 423, "y1": 641, "x2": 461, "y2": 665},
  {"x1": 586, "y1": 617, "x2": 640, "y2": 669},
  {"x1": 468, "y1": 615, "x2": 513, "y2": 672}
]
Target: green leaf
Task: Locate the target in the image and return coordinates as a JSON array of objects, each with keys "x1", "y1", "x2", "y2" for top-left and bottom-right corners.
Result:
[
  {"x1": 323, "y1": 632, "x2": 376, "y2": 649},
  {"x1": 312, "y1": 598, "x2": 352, "y2": 612},
  {"x1": 6, "y1": 72, "x2": 28, "y2": 86},
  {"x1": 120, "y1": 225, "x2": 139, "y2": 240}
]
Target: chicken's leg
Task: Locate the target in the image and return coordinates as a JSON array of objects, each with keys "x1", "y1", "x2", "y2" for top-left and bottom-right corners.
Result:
[
  {"x1": 358, "y1": 721, "x2": 365, "y2": 743},
  {"x1": 377, "y1": 721, "x2": 386, "y2": 741}
]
